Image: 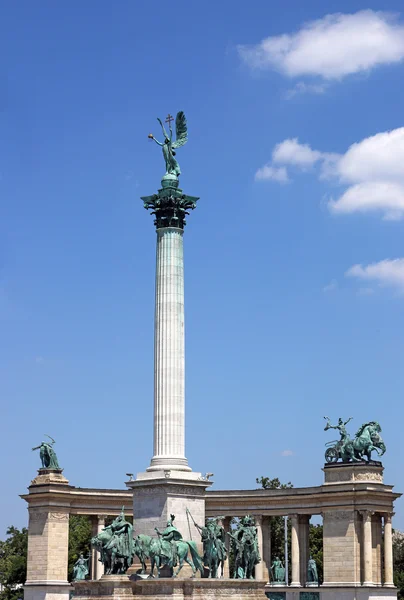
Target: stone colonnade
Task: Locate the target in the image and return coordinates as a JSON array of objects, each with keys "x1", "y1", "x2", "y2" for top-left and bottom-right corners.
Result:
[{"x1": 217, "y1": 511, "x2": 395, "y2": 586}]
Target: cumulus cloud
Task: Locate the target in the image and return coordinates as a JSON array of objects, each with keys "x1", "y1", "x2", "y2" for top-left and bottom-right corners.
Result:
[
  {"x1": 238, "y1": 10, "x2": 404, "y2": 83},
  {"x1": 346, "y1": 259, "x2": 404, "y2": 292},
  {"x1": 256, "y1": 127, "x2": 404, "y2": 220},
  {"x1": 255, "y1": 165, "x2": 289, "y2": 183},
  {"x1": 285, "y1": 81, "x2": 328, "y2": 98}
]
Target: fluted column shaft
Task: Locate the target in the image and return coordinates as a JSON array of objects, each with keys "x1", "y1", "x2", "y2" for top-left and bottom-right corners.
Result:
[
  {"x1": 254, "y1": 515, "x2": 264, "y2": 580},
  {"x1": 384, "y1": 514, "x2": 394, "y2": 587},
  {"x1": 362, "y1": 510, "x2": 374, "y2": 586},
  {"x1": 290, "y1": 514, "x2": 301, "y2": 587},
  {"x1": 148, "y1": 227, "x2": 190, "y2": 471}
]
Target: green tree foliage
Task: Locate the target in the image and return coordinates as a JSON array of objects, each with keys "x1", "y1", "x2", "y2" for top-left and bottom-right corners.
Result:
[
  {"x1": 308, "y1": 524, "x2": 323, "y2": 584},
  {"x1": 0, "y1": 527, "x2": 27, "y2": 600},
  {"x1": 394, "y1": 530, "x2": 404, "y2": 599},
  {"x1": 68, "y1": 516, "x2": 92, "y2": 582}
]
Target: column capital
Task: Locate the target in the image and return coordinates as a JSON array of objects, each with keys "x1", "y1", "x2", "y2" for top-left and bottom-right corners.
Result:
[
  {"x1": 141, "y1": 177, "x2": 199, "y2": 230},
  {"x1": 254, "y1": 514, "x2": 263, "y2": 525},
  {"x1": 383, "y1": 512, "x2": 394, "y2": 523},
  {"x1": 359, "y1": 509, "x2": 374, "y2": 520}
]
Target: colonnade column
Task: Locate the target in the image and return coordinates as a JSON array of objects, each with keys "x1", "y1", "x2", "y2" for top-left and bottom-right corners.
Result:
[
  {"x1": 290, "y1": 514, "x2": 301, "y2": 587},
  {"x1": 261, "y1": 516, "x2": 271, "y2": 582},
  {"x1": 362, "y1": 510, "x2": 374, "y2": 586},
  {"x1": 254, "y1": 516, "x2": 264, "y2": 580},
  {"x1": 383, "y1": 513, "x2": 394, "y2": 587},
  {"x1": 91, "y1": 515, "x2": 105, "y2": 580},
  {"x1": 299, "y1": 515, "x2": 310, "y2": 585},
  {"x1": 223, "y1": 517, "x2": 231, "y2": 578}
]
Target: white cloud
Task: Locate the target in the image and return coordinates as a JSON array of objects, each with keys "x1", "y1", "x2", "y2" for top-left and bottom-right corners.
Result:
[
  {"x1": 281, "y1": 449, "x2": 294, "y2": 457},
  {"x1": 257, "y1": 127, "x2": 404, "y2": 220},
  {"x1": 286, "y1": 81, "x2": 328, "y2": 98},
  {"x1": 323, "y1": 279, "x2": 338, "y2": 293},
  {"x1": 238, "y1": 10, "x2": 404, "y2": 82},
  {"x1": 358, "y1": 287, "x2": 375, "y2": 296},
  {"x1": 255, "y1": 164, "x2": 289, "y2": 183},
  {"x1": 272, "y1": 138, "x2": 323, "y2": 167},
  {"x1": 346, "y1": 259, "x2": 404, "y2": 292}
]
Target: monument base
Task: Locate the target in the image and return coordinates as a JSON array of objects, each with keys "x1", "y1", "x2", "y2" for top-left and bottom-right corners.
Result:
[
  {"x1": 264, "y1": 585, "x2": 397, "y2": 600},
  {"x1": 74, "y1": 577, "x2": 266, "y2": 600},
  {"x1": 24, "y1": 582, "x2": 71, "y2": 600},
  {"x1": 127, "y1": 470, "x2": 211, "y2": 579}
]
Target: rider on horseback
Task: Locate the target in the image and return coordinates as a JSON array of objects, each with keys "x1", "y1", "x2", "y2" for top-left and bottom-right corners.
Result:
[{"x1": 155, "y1": 514, "x2": 182, "y2": 568}]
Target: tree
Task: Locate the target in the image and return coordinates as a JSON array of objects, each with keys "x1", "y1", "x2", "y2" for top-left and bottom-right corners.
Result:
[
  {"x1": 393, "y1": 530, "x2": 404, "y2": 599},
  {"x1": 0, "y1": 527, "x2": 27, "y2": 600}
]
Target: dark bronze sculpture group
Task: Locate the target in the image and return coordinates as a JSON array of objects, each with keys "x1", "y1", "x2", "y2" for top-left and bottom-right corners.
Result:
[{"x1": 89, "y1": 510, "x2": 263, "y2": 580}]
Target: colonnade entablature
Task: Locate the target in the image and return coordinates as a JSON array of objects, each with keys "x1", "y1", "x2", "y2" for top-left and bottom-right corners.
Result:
[{"x1": 21, "y1": 462, "x2": 400, "y2": 591}]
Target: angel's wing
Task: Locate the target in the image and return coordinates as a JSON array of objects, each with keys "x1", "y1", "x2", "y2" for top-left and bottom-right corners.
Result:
[{"x1": 172, "y1": 111, "x2": 188, "y2": 149}]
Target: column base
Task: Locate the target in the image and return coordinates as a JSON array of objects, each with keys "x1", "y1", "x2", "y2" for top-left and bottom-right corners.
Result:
[
  {"x1": 147, "y1": 455, "x2": 192, "y2": 472},
  {"x1": 289, "y1": 582, "x2": 302, "y2": 587},
  {"x1": 24, "y1": 582, "x2": 71, "y2": 600}
]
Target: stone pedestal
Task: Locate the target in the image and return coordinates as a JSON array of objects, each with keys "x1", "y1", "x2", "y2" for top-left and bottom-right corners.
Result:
[
  {"x1": 264, "y1": 585, "x2": 397, "y2": 600},
  {"x1": 127, "y1": 472, "x2": 211, "y2": 578},
  {"x1": 74, "y1": 577, "x2": 267, "y2": 600},
  {"x1": 23, "y1": 470, "x2": 71, "y2": 600}
]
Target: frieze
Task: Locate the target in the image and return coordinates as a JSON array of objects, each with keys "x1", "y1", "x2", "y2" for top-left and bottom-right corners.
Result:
[
  {"x1": 324, "y1": 510, "x2": 354, "y2": 521},
  {"x1": 29, "y1": 511, "x2": 69, "y2": 522},
  {"x1": 355, "y1": 472, "x2": 383, "y2": 482},
  {"x1": 134, "y1": 485, "x2": 205, "y2": 497}
]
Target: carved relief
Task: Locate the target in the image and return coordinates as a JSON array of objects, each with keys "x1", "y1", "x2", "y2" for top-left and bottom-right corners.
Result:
[
  {"x1": 355, "y1": 472, "x2": 383, "y2": 482},
  {"x1": 134, "y1": 485, "x2": 205, "y2": 497},
  {"x1": 29, "y1": 511, "x2": 69, "y2": 523},
  {"x1": 324, "y1": 510, "x2": 353, "y2": 521}
]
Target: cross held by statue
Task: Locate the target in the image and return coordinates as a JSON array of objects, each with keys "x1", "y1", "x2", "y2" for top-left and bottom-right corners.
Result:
[{"x1": 165, "y1": 114, "x2": 174, "y2": 126}]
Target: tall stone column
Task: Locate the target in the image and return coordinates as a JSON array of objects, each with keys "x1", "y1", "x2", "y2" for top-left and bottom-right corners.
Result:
[
  {"x1": 254, "y1": 516, "x2": 264, "y2": 580},
  {"x1": 23, "y1": 470, "x2": 71, "y2": 600},
  {"x1": 290, "y1": 514, "x2": 301, "y2": 587},
  {"x1": 362, "y1": 510, "x2": 374, "y2": 586},
  {"x1": 383, "y1": 513, "x2": 394, "y2": 587},
  {"x1": 147, "y1": 226, "x2": 190, "y2": 472},
  {"x1": 223, "y1": 517, "x2": 231, "y2": 578},
  {"x1": 299, "y1": 515, "x2": 310, "y2": 585},
  {"x1": 129, "y1": 175, "x2": 210, "y2": 579},
  {"x1": 91, "y1": 515, "x2": 105, "y2": 580}
]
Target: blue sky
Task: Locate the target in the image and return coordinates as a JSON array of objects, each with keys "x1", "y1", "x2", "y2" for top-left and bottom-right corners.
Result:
[{"x1": 1, "y1": 0, "x2": 404, "y2": 537}]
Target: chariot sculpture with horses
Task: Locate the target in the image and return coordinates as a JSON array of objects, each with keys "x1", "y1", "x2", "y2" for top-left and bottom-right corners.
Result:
[{"x1": 324, "y1": 417, "x2": 386, "y2": 463}]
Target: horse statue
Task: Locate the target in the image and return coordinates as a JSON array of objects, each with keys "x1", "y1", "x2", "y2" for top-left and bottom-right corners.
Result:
[
  {"x1": 149, "y1": 515, "x2": 204, "y2": 578},
  {"x1": 348, "y1": 422, "x2": 386, "y2": 461},
  {"x1": 187, "y1": 511, "x2": 227, "y2": 579},
  {"x1": 324, "y1": 418, "x2": 386, "y2": 463},
  {"x1": 133, "y1": 534, "x2": 152, "y2": 575},
  {"x1": 91, "y1": 509, "x2": 135, "y2": 575},
  {"x1": 229, "y1": 515, "x2": 260, "y2": 579}
]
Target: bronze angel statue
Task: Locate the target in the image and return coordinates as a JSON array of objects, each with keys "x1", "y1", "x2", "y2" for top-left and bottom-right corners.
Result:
[{"x1": 148, "y1": 111, "x2": 188, "y2": 177}]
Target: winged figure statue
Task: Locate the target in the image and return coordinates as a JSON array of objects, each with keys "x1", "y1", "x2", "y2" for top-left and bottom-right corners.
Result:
[{"x1": 148, "y1": 111, "x2": 188, "y2": 177}]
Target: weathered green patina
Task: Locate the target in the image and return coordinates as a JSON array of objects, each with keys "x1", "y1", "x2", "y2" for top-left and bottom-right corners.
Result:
[
  {"x1": 148, "y1": 112, "x2": 188, "y2": 177},
  {"x1": 270, "y1": 556, "x2": 286, "y2": 583},
  {"x1": 301, "y1": 593, "x2": 320, "y2": 600},
  {"x1": 324, "y1": 417, "x2": 386, "y2": 463},
  {"x1": 307, "y1": 556, "x2": 318, "y2": 584},
  {"x1": 138, "y1": 514, "x2": 204, "y2": 578},
  {"x1": 142, "y1": 111, "x2": 199, "y2": 230},
  {"x1": 228, "y1": 515, "x2": 260, "y2": 579},
  {"x1": 72, "y1": 554, "x2": 89, "y2": 581},
  {"x1": 188, "y1": 510, "x2": 227, "y2": 578},
  {"x1": 265, "y1": 592, "x2": 285, "y2": 600},
  {"x1": 91, "y1": 508, "x2": 134, "y2": 574},
  {"x1": 32, "y1": 435, "x2": 60, "y2": 469}
]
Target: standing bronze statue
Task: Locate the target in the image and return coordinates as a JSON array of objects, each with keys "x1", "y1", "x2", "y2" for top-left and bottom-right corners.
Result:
[
  {"x1": 148, "y1": 112, "x2": 188, "y2": 178},
  {"x1": 32, "y1": 435, "x2": 60, "y2": 469},
  {"x1": 72, "y1": 554, "x2": 90, "y2": 581},
  {"x1": 228, "y1": 515, "x2": 260, "y2": 579},
  {"x1": 270, "y1": 556, "x2": 286, "y2": 584}
]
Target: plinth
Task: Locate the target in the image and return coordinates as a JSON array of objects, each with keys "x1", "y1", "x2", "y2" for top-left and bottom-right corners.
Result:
[{"x1": 73, "y1": 577, "x2": 267, "y2": 600}]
